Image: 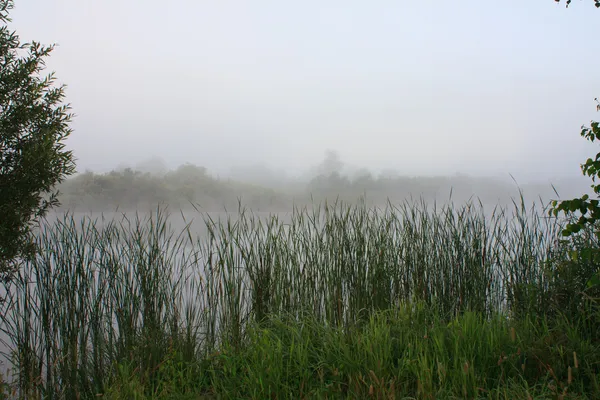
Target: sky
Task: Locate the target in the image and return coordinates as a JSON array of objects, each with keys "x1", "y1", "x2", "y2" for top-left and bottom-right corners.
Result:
[{"x1": 7, "y1": 0, "x2": 600, "y2": 181}]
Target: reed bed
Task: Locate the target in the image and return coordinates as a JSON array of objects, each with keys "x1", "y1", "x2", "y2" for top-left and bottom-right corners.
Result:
[{"x1": 0, "y1": 197, "x2": 598, "y2": 398}]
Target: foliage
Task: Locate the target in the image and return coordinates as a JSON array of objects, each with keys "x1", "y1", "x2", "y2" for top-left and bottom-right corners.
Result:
[
  {"x1": 0, "y1": 0, "x2": 75, "y2": 278},
  {"x1": 551, "y1": 99, "x2": 600, "y2": 289},
  {"x1": 552, "y1": 100, "x2": 600, "y2": 236}
]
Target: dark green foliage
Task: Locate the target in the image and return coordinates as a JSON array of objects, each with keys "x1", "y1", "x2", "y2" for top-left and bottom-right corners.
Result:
[
  {"x1": 0, "y1": 0, "x2": 75, "y2": 278},
  {"x1": 552, "y1": 100, "x2": 600, "y2": 237},
  {"x1": 551, "y1": 100, "x2": 600, "y2": 290}
]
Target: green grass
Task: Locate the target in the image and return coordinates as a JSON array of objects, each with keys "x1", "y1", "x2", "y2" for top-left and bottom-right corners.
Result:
[
  {"x1": 0, "y1": 197, "x2": 599, "y2": 398},
  {"x1": 103, "y1": 307, "x2": 600, "y2": 399}
]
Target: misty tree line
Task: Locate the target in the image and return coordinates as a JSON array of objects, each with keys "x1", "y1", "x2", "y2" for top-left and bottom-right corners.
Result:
[
  {"x1": 54, "y1": 150, "x2": 580, "y2": 212},
  {"x1": 58, "y1": 163, "x2": 284, "y2": 211}
]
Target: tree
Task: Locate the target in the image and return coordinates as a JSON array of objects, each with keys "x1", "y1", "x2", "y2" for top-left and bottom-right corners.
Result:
[
  {"x1": 316, "y1": 150, "x2": 344, "y2": 177},
  {"x1": 0, "y1": 0, "x2": 76, "y2": 279},
  {"x1": 135, "y1": 155, "x2": 168, "y2": 176}
]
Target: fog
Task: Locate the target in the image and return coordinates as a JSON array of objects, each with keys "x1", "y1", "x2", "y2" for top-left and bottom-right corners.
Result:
[{"x1": 8, "y1": 0, "x2": 600, "y2": 205}]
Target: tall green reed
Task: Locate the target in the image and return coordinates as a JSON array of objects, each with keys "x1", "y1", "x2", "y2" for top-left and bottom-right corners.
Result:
[{"x1": 0, "y1": 197, "x2": 583, "y2": 397}]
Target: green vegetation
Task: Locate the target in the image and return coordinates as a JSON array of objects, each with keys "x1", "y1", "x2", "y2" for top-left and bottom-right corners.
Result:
[
  {"x1": 0, "y1": 199, "x2": 598, "y2": 398},
  {"x1": 0, "y1": 0, "x2": 75, "y2": 279},
  {"x1": 551, "y1": 99, "x2": 600, "y2": 289}
]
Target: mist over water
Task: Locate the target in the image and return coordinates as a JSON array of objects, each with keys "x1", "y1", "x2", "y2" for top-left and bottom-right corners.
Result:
[{"x1": 9, "y1": 0, "x2": 599, "y2": 223}]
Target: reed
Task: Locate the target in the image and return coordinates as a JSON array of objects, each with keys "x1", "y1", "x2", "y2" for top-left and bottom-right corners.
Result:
[{"x1": 0, "y1": 197, "x2": 597, "y2": 398}]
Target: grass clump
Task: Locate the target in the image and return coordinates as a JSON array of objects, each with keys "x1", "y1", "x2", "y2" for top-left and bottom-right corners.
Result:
[
  {"x1": 0, "y1": 198, "x2": 599, "y2": 398},
  {"x1": 104, "y1": 306, "x2": 600, "y2": 399}
]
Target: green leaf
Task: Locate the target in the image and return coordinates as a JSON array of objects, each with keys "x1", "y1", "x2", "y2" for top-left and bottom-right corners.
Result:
[
  {"x1": 587, "y1": 272, "x2": 600, "y2": 288},
  {"x1": 569, "y1": 200, "x2": 581, "y2": 212}
]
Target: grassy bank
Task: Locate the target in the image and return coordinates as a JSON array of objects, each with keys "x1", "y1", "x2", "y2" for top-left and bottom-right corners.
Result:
[
  {"x1": 105, "y1": 308, "x2": 599, "y2": 399},
  {"x1": 0, "y1": 199, "x2": 599, "y2": 398}
]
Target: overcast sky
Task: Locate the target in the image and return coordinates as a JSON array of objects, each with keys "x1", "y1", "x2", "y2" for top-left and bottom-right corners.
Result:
[{"x1": 8, "y1": 0, "x2": 600, "y2": 181}]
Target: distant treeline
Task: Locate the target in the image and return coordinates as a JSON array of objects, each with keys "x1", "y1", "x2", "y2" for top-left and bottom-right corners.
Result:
[
  {"x1": 57, "y1": 164, "x2": 289, "y2": 211},
  {"x1": 55, "y1": 161, "x2": 588, "y2": 212}
]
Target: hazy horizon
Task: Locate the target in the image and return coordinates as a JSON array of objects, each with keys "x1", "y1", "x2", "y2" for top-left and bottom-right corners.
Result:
[{"x1": 8, "y1": 0, "x2": 600, "y2": 183}]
